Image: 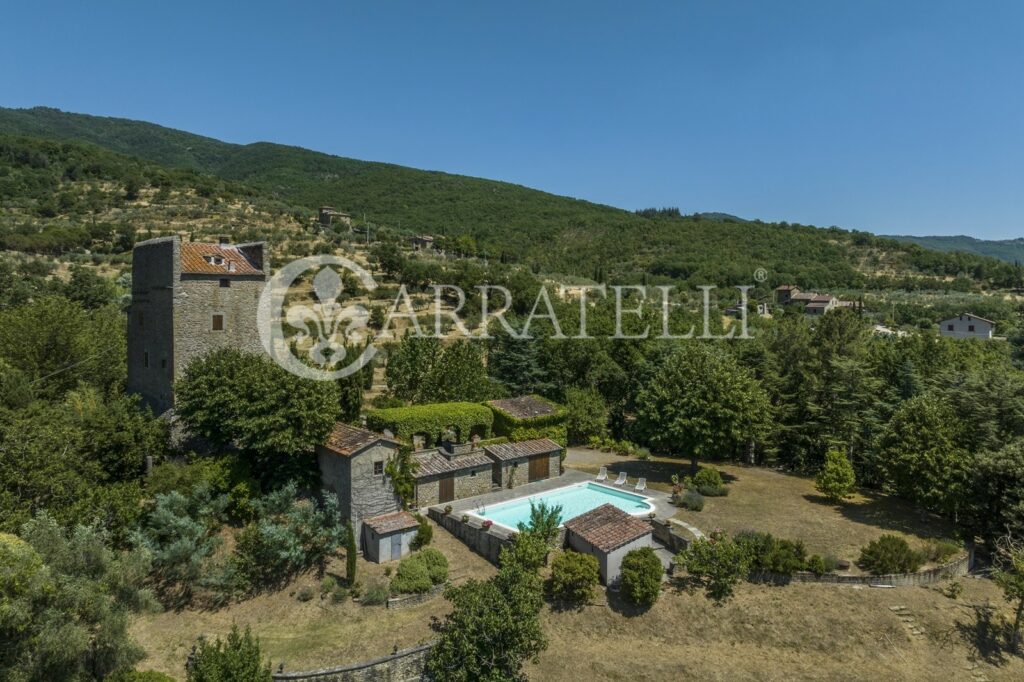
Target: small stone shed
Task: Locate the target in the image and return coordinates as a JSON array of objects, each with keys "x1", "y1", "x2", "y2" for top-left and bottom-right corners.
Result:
[
  {"x1": 486, "y1": 395, "x2": 567, "y2": 444},
  {"x1": 413, "y1": 444, "x2": 495, "y2": 506},
  {"x1": 483, "y1": 438, "x2": 562, "y2": 489},
  {"x1": 317, "y1": 423, "x2": 401, "y2": 535},
  {"x1": 564, "y1": 503, "x2": 654, "y2": 585},
  {"x1": 362, "y1": 511, "x2": 420, "y2": 563}
]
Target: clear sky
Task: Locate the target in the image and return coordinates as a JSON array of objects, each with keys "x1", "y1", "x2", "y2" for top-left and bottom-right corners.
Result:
[{"x1": 2, "y1": 1, "x2": 1022, "y2": 238}]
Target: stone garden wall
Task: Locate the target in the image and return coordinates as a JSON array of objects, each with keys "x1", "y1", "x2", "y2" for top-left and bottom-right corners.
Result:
[
  {"x1": 749, "y1": 551, "x2": 971, "y2": 587},
  {"x1": 271, "y1": 643, "x2": 432, "y2": 682},
  {"x1": 427, "y1": 508, "x2": 512, "y2": 564}
]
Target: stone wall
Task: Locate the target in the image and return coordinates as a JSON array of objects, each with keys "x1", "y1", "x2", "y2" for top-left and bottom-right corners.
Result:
[
  {"x1": 318, "y1": 444, "x2": 401, "y2": 535},
  {"x1": 416, "y1": 479, "x2": 439, "y2": 508},
  {"x1": 650, "y1": 519, "x2": 690, "y2": 554},
  {"x1": 428, "y1": 508, "x2": 512, "y2": 565},
  {"x1": 454, "y1": 468, "x2": 493, "y2": 499},
  {"x1": 749, "y1": 551, "x2": 972, "y2": 587},
  {"x1": 127, "y1": 237, "x2": 178, "y2": 415},
  {"x1": 386, "y1": 582, "x2": 445, "y2": 610},
  {"x1": 272, "y1": 643, "x2": 432, "y2": 682}
]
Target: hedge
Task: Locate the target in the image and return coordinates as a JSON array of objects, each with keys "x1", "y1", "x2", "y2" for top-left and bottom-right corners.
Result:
[
  {"x1": 366, "y1": 402, "x2": 493, "y2": 447},
  {"x1": 487, "y1": 395, "x2": 568, "y2": 446}
]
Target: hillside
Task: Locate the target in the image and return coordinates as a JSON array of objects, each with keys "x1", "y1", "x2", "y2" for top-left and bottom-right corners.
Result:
[
  {"x1": 0, "y1": 106, "x2": 1021, "y2": 291},
  {"x1": 889, "y1": 234, "x2": 1024, "y2": 264}
]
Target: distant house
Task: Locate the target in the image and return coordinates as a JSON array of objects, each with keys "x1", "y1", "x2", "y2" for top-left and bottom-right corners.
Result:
[
  {"x1": 317, "y1": 423, "x2": 402, "y2": 535},
  {"x1": 774, "y1": 284, "x2": 859, "y2": 318},
  {"x1": 318, "y1": 206, "x2": 351, "y2": 229},
  {"x1": 564, "y1": 504, "x2": 654, "y2": 585},
  {"x1": 938, "y1": 313, "x2": 995, "y2": 340},
  {"x1": 410, "y1": 235, "x2": 435, "y2": 250},
  {"x1": 362, "y1": 511, "x2": 419, "y2": 563}
]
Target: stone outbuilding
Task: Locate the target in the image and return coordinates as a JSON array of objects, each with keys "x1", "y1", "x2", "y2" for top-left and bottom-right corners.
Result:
[
  {"x1": 362, "y1": 511, "x2": 420, "y2": 563},
  {"x1": 564, "y1": 503, "x2": 654, "y2": 585},
  {"x1": 413, "y1": 442, "x2": 494, "y2": 507},
  {"x1": 317, "y1": 423, "x2": 401, "y2": 535},
  {"x1": 483, "y1": 438, "x2": 562, "y2": 490}
]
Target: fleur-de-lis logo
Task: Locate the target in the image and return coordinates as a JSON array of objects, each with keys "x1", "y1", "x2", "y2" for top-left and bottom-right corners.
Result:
[
  {"x1": 285, "y1": 267, "x2": 370, "y2": 368},
  {"x1": 258, "y1": 256, "x2": 379, "y2": 380}
]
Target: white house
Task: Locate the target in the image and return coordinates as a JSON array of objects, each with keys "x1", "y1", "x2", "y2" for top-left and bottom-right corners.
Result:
[
  {"x1": 563, "y1": 503, "x2": 654, "y2": 585},
  {"x1": 938, "y1": 313, "x2": 995, "y2": 340}
]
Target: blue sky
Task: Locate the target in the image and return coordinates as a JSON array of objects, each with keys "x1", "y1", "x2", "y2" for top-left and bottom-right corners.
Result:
[{"x1": 2, "y1": 1, "x2": 1022, "y2": 238}]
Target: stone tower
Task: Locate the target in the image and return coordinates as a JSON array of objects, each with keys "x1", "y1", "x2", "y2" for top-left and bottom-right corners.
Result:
[{"x1": 127, "y1": 236, "x2": 269, "y2": 415}]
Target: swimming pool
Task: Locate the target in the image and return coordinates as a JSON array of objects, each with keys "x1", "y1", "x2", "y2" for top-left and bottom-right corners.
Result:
[{"x1": 469, "y1": 481, "x2": 654, "y2": 531}]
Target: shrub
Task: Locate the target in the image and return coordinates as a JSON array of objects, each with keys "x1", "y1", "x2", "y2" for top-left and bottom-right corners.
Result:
[
  {"x1": 619, "y1": 547, "x2": 663, "y2": 607},
  {"x1": 362, "y1": 580, "x2": 390, "y2": 605},
  {"x1": 678, "y1": 490, "x2": 704, "y2": 511},
  {"x1": 823, "y1": 554, "x2": 840, "y2": 573},
  {"x1": 392, "y1": 556, "x2": 433, "y2": 594},
  {"x1": 921, "y1": 539, "x2": 960, "y2": 564},
  {"x1": 296, "y1": 586, "x2": 315, "y2": 602},
  {"x1": 411, "y1": 514, "x2": 433, "y2": 550},
  {"x1": 696, "y1": 484, "x2": 728, "y2": 497},
  {"x1": 366, "y1": 402, "x2": 493, "y2": 446},
  {"x1": 330, "y1": 585, "x2": 349, "y2": 603},
  {"x1": 692, "y1": 467, "x2": 724, "y2": 490},
  {"x1": 186, "y1": 624, "x2": 272, "y2": 682},
  {"x1": 636, "y1": 447, "x2": 651, "y2": 461},
  {"x1": 678, "y1": 532, "x2": 749, "y2": 603},
  {"x1": 550, "y1": 551, "x2": 600, "y2": 605},
  {"x1": 320, "y1": 575, "x2": 337, "y2": 594},
  {"x1": 944, "y1": 580, "x2": 964, "y2": 599},
  {"x1": 806, "y1": 554, "x2": 827, "y2": 576},
  {"x1": 735, "y1": 531, "x2": 807, "y2": 576},
  {"x1": 107, "y1": 672, "x2": 176, "y2": 682},
  {"x1": 815, "y1": 449, "x2": 857, "y2": 502},
  {"x1": 417, "y1": 547, "x2": 450, "y2": 584},
  {"x1": 858, "y1": 535, "x2": 923, "y2": 575}
]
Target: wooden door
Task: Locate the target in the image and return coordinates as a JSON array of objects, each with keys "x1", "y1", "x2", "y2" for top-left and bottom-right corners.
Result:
[
  {"x1": 439, "y1": 475, "x2": 455, "y2": 503},
  {"x1": 528, "y1": 455, "x2": 548, "y2": 482}
]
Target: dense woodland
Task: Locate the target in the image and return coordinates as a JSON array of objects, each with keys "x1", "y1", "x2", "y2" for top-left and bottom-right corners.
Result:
[{"x1": 3, "y1": 109, "x2": 1024, "y2": 678}]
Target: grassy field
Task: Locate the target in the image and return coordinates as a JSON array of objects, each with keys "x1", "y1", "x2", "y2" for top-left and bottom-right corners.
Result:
[{"x1": 564, "y1": 448, "x2": 957, "y2": 570}]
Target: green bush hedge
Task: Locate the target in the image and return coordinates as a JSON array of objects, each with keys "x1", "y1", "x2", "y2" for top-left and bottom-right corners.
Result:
[
  {"x1": 550, "y1": 551, "x2": 600, "y2": 605},
  {"x1": 859, "y1": 535, "x2": 923, "y2": 575},
  {"x1": 366, "y1": 402, "x2": 493, "y2": 446},
  {"x1": 487, "y1": 395, "x2": 567, "y2": 445},
  {"x1": 735, "y1": 531, "x2": 808, "y2": 576},
  {"x1": 391, "y1": 548, "x2": 449, "y2": 594},
  {"x1": 619, "y1": 547, "x2": 663, "y2": 607}
]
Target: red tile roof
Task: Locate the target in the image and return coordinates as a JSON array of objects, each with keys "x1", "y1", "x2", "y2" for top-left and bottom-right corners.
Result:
[
  {"x1": 487, "y1": 395, "x2": 558, "y2": 420},
  {"x1": 322, "y1": 423, "x2": 398, "y2": 457},
  {"x1": 563, "y1": 503, "x2": 652, "y2": 553},
  {"x1": 483, "y1": 438, "x2": 562, "y2": 462},
  {"x1": 179, "y1": 242, "x2": 263, "y2": 276},
  {"x1": 363, "y1": 511, "x2": 419, "y2": 535}
]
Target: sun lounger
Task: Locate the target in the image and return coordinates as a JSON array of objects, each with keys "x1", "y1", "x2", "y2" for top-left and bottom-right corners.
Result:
[
  {"x1": 612, "y1": 471, "x2": 627, "y2": 486},
  {"x1": 634, "y1": 477, "x2": 647, "y2": 493},
  {"x1": 596, "y1": 466, "x2": 608, "y2": 482}
]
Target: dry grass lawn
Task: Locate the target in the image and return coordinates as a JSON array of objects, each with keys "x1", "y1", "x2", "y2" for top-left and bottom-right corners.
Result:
[{"x1": 565, "y1": 448, "x2": 955, "y2": 567}]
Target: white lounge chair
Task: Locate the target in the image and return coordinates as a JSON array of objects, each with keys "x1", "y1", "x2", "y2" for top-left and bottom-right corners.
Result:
[
  {"x1": 612, "y1": 471, "x2": 627, "y2": 486},
  {"x1": 634, "y1": 477, "x2": 647, "y2": 493},
  {"x1": 596, "y1": 466, "x2": 608, "y2": 482}
]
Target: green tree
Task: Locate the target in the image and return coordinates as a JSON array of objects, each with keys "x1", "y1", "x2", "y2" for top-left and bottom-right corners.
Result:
[
  {"x1": 876, "y1": 393, "x2": 971, "y2": 521},
  {"x1": 635, "y1": 343, "x2": 771, "y2": 473},
  {"x1": 186, "y1": 624, "x2": 272, "y2": 682},
  {"x1": 973, "y1": 440, "x2": 1024, "y2": 542},
  {"x1": 815, "y1": 448, "x2": 857, "y2": 502},
  {"x1": 345, "y1": 519, "x2": 357, "y2": 586},
  {"x1": 550, "y1": 551, "x2": 599, "y2": 606},
  {"x1": 678, "y1": 531, "x2": 749, "y2": 603},
  {"x1": 175, "y1": 349, "x2": 340, "y2": 477},
  {"x1": 563, "y1": 386, "x2": 608, "y2": 444},
  {"x1": 516, "y1": 500, "x2": 562, "y2": 547}
]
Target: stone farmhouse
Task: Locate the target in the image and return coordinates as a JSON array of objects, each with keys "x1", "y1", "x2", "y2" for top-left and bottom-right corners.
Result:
[
  {"x1": 317, "y1": 417, "x2": 563, "y2": 560},
  {"x1": 938, "y1": 313, "x2": 995, "y2": 340},
  {"x1": 127, "y1": 237, "x2": 268, "y2": 415},
  {"x1": 774, "y1": 284, "x2": 860, "y2": 317}
]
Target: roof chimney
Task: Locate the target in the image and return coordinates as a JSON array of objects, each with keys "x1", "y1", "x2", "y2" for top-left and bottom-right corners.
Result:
[{"x1": 218, "y1": 236, "x2": 230, "y2": 245}]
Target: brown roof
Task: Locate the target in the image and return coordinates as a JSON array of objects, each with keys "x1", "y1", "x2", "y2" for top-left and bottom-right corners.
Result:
[
  {"x1": 563, "y1": 503, "x2": 652, "y2": 553},
  {"x1": 487, "y1": 395, "x2": 557, "y2": 420},
  {"x1": 413, "y1": 449, "x2": 493, "y2": 478},
  {"x1": 179, "y1": 242, "x2": 263, "y2": 276},
  {"x1": 322, "y1": 423, "x2": 397, "y2": 457},
  {"x1": 363, "y1": 511, "x2": 419, "y2": 535},
  {"x1": 484, "y1": 438, "x2": 562, "y2": 462},
  {"x1": 790, "y1": 292, "x2": 816, "y2": 301},
  {"x1": 775, "y1": 284, "x2": 800, "y2": 291}
]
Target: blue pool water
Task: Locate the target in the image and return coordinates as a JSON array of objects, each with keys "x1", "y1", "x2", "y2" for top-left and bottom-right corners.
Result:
[{"x1": 471, "y1": 482, "x2": 653, "y2": 530}]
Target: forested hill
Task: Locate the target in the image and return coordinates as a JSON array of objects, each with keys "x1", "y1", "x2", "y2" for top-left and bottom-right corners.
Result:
[
  {"x1": 1, "y1": 106, "x2": 1020, "y2": 289},
  {"x1": 888, "y1": 234, "x2": 1024, "y2": 265}
]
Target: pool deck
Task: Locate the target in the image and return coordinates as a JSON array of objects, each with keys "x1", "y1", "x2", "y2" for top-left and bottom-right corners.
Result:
[{"x1": 427, "y1": 469, "x2": 678, "y2": 523}]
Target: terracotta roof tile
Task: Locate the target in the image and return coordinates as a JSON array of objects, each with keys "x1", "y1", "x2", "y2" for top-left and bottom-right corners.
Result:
[
  {"x1": 363, "y1": 511, "x2": 419, "y2": 534},
  {"x1": 323, "y1": 423, "x2": 397, "y2": 457},
  {"x1": 484, "y1": 438, "x2": 562, "y2": 462},
  {"x1": 563, "y1": 503, "x2": 652, "y2": 553},
  {"x1": 487, "y1": 395, "x2": 557, "y2": 420},
  {"x1": 179, "y1": 242, "x2": 264, "y2": 276}
]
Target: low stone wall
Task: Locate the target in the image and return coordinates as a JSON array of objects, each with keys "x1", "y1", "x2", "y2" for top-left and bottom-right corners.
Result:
[
  {"x1": 428, "y1": 507, "x2": 512, "y2": 564},
  {"x1": 272, "y1": 643, "x2": 432, "y2": 682},
  {"x1": 749, "y1": 551, "x2": 971, "y2": 587},
  {"x1": 650, "y1": 519, "x2": 690, "y2": 553},
  {"x1": 386, "y1": 582, "x2": 445, "y2": 610}
]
